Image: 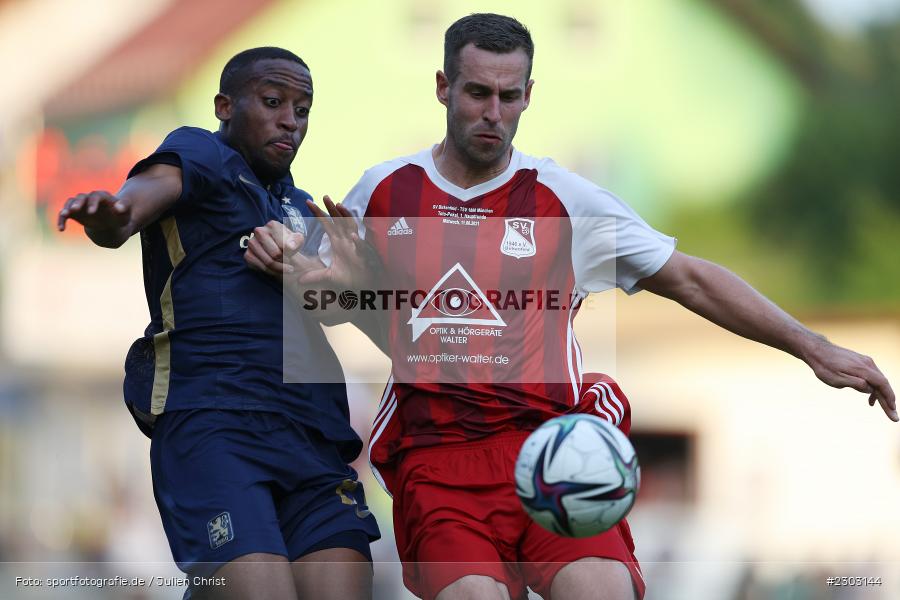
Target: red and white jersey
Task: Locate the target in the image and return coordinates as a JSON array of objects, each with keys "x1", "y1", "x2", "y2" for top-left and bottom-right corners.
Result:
[{"x1": 323, "y1": 147, "x2": 674, "y2": 493}]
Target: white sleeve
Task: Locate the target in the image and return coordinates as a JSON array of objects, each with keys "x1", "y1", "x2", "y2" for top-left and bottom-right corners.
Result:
[
  {"x1": 318, "y1": 159, "x2": 404, "y2": 266},
  {"x1": 537, "y1": 159, "x2": 676, "y2": 295}
]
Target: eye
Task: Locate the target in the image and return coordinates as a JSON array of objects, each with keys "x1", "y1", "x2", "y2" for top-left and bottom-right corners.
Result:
[
  {"x1": 264, "y1": 97, "x2": 281, "y2": 107},
  {"x1": 430, "y1": 288, "x2": 483, "y2": 317},
  {"x1": 295, "y1": 106, "x2": 310, "y2": 118}
]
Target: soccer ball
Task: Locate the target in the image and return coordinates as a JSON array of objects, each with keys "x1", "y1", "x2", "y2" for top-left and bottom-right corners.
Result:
[{"x1": 515, "y1": 414, "x2": 640, "y2": 537}]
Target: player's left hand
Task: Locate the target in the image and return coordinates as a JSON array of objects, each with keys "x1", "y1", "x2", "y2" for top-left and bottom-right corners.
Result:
[
  {"x1": 803, "y1": 338, "x2": 897, "y2": 421},
  {"x1": 295, "y1": 196, "x2": 378, "y2": 290}
]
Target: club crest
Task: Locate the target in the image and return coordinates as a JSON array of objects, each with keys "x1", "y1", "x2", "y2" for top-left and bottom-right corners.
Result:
[
  {"x1": 282, "y1": 203, "x2": 307, "y2": 236},
  {"x1": 500, "y1": 218, "x2": 536, "y2": 259},
  {"x1": 207, "y1": 512, "x2": 234, "y2": 549}
]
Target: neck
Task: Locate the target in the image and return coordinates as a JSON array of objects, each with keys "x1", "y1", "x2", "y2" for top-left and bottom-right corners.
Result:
[
  {"x1": 432, "y1": 139, "x2": 512, "y2": 189},
  {"x1": 220, "y1": 130, "x2": 278, "y2": 187}
]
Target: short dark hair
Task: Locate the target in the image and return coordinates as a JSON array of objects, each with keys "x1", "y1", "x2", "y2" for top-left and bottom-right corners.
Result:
[
  {"x1": 219, "y1": 47, "x2": 309, "y2": 96},
  {"x1": 444, "y1": 13, "x2": 534, "y2": 83}
]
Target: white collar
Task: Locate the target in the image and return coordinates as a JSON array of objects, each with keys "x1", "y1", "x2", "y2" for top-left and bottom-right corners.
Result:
[{"x1": 417, "y1": 145, "x2": 522, "y2": 201}]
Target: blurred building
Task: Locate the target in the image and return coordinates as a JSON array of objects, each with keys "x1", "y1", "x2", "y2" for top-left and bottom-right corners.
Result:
[{"x1": 0, "y1": 1, "x2": 898, "y2": 599}]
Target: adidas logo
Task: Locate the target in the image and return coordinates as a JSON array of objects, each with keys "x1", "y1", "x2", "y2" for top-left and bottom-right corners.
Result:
[{"x1": 387, "y1": 217, "x2": 414, "y2": 236}]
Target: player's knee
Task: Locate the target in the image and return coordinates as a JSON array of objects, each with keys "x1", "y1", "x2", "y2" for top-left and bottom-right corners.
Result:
[
  {"x1": 550, "y1": 557, "x2": 635, "y2": 600},
  {"x1": 435, "y1": 574, "x2": 511, "y2": 600}
]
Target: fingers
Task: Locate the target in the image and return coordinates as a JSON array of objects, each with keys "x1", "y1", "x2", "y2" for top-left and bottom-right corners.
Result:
[
  {"x1": 322, "y1": 196, "x2": 350, "y2": 236},
  {"x1": 845, "y1": 355, "x2": 897, "y2": 421},
  {"x1": 868, "y1": 377, "x2": 898, "y2": 421},
  {"x1": 243, "y1": 246, "x2": 282, "y2": 275},
  {"x1": 285, "y1": 232, "x2": 305, "y2": 253},
  {"x1": 58, "y1": 193, "x2": 87, "y2": 230},
  {"x1": 287, "y1": 251, "x2": 326, "y2": 274},
  {"x1": 825, "y1": 371, "x2": 898, "y2": 422},
  {"x1": 306, "y1": 199, "x2": 338, "y2": 242},
  {"x1": 329, "y1": 198, "x2": 359, "y2": 237},
  {"x1": 245, "y1": 240, "x2": 289, "y2": 274},
  {"x1": 306, "y1": 198, "x2": 328, "y2": 219},
  {"x1": 57, "y1": 191, "x2": 123, "y2": 231},
  {"x1": 334, "y1": 204, "x2": 361, "y2": 241},
  {"x1": 822, "y1": 373, "x2": 874, "y2": 395},
  {"x1": 86, "y1": 194, "x2": 102, "y2": 215},
  {"x1": 810, "y1": 343, "x2": 898, "y2": 421},
  {"x1": 333, "y1": 202, "x2": 353, "y2": 218},
  {"x1": 244, "y1": 221, "x2": 297, "y2": 275},
  {"x1": 307, "y1": 198, "x2": 342, "y2": 241},
  {"x1": 306, "y1": 198, "x2": 358, "y2": 241},
  {"x1": 878, "y1": 396, "x2": 899, "y2": 422},
  {"x1": 257, "y1": 226, "x2": 287, "y2": 261}
]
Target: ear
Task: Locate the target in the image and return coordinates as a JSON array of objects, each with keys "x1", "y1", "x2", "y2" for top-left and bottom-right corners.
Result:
[
  {"x1": 523, "y1": 79, "x2": 534, "y2": 111},
  {"x1": 214, "y1": 93, "x2": 233, "y2": 122},
  {"x1": 436, "y1": 70, "x2": 450, "y2": 108}
]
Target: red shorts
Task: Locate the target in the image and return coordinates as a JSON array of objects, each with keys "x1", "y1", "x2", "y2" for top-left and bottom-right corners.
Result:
[{"x1": 392, "y1": 431, "x2": 644, "y2": 600}]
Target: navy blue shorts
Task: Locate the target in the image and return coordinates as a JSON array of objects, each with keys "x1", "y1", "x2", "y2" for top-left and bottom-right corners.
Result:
[{"x1": 149, "y1": 409, "x2": 380, "y2": 576}]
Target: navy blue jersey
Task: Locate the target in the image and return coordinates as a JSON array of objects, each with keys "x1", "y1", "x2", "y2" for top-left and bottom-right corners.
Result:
[{"x1": 123, "y1": 127, "x2": 358, "y2": 454}]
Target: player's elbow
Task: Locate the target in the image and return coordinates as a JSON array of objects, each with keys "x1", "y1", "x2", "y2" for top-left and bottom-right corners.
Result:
[
  {"x1": 643, "y1": 252, "x2": 706, "y2": 305},
  {"x1": 674, "y1": 257, "x2": 725, "y2": 306}
]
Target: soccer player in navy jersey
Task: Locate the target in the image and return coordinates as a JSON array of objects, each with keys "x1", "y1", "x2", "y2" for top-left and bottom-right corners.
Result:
[
  {"x1": 57, "y1": 47, "x2": 379, "y2": 600},
  {"x1": 246, "y1": 15, "x2": 896, "y2": 600}
]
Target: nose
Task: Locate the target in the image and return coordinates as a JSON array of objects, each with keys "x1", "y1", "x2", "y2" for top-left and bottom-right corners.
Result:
[
  {"x1": 278, "y1": 106, "x2": 298, "y2": 132},
  {"x1": 482, "y1": 95, "x2": 501, "y2": 125}
]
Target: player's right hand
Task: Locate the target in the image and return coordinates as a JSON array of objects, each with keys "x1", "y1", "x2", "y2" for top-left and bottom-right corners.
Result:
[
  {"x1": 244, "y1": 220, "x2": 308, "y2": 276},
  {"x1": 57, "y1": 190, "x2": 131, "y2": 232}
]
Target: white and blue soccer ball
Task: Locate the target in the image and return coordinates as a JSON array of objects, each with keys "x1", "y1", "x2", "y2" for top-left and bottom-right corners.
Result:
[{"x1": 515, "y1": 414, "x2": 640, "y2": 538}]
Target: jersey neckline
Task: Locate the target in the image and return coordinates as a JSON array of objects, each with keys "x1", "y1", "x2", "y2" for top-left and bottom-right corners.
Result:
[{"x1": 417, "y1": 145, "x2": 523, "y2": 202}]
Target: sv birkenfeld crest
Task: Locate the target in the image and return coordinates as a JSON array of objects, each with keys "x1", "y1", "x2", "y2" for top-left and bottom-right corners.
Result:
[{"x1": 500, "y1": 218, "x2": 536, "y2": 258}]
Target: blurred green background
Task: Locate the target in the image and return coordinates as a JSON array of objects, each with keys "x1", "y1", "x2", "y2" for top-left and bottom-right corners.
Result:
[{"x1": 19, "y1": 0, "x2": 900, "y2": 310}]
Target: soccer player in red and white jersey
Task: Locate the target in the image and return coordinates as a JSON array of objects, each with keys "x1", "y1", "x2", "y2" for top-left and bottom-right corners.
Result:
[{"x1": 246, "y1": 13, "x2": 896, "y2": 600}]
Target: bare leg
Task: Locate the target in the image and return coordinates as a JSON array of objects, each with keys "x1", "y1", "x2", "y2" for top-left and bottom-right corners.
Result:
[
  {"x1": 549, "y1": 557, "x2": 635, "y2": 600},
  {"x1": 291, "y1": 547, "x2": 373, "y2": 600},
  {"x1": 191, "y1": 553, "x2": 296, "y2": 600},
  {"x1": 435, "y1": 574, "x2": 511, "y2": 600}
]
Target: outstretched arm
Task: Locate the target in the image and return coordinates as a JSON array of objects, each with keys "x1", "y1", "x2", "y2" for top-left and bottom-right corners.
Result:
[
  {"x1": 57, "y1": 163, "x2": 182, "y2": 248},
  {"x1": 638, "y1": 251, "x2": 897, "y2": 421}
]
